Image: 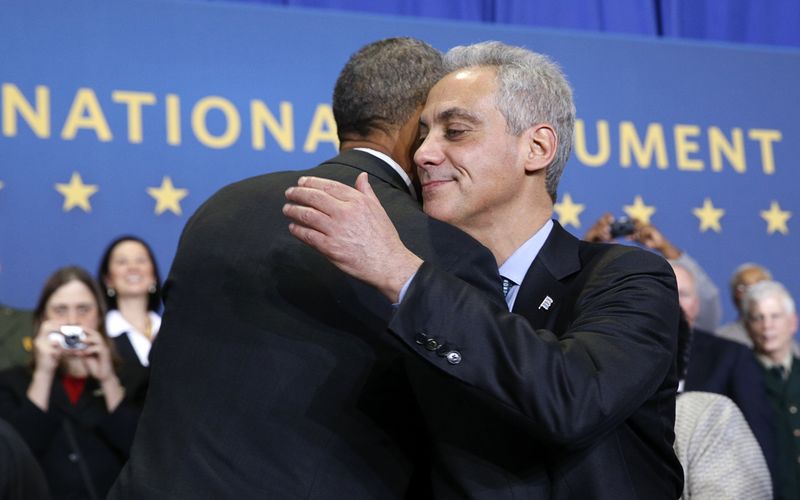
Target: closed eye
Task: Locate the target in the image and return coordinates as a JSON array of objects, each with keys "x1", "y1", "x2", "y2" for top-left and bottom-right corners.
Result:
[{"x1": 444, "y1": 128, "x2": 467, "y2": 139}]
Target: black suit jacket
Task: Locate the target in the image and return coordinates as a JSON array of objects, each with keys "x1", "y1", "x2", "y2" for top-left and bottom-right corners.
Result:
[
  {"x1": 108, "y1": 150, "x2": 501, "y2": 499},
  {"x1": 684, "y1": 328, "x2": 778, "y2": 483},
  {"x1": 390, "y1": 222, "x2": 683, "y2": 499}
]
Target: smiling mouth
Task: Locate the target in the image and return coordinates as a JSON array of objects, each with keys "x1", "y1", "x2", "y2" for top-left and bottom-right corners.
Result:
[{"x1": 421, "y1": 179, "x2": 452, "y2": 191}]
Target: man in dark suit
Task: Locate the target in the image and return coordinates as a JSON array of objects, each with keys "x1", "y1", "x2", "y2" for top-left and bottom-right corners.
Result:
[
  {"x1": 285, "y1": 41, "x2": 683, "y2": 498},
  {"x1": 108, "y1": 38, "x2": 501, "y2": 499}
]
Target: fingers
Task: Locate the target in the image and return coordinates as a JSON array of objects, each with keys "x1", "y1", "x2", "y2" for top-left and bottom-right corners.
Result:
[
  {"x1": 297, "y1": 176, "x2": 360, "y2": 201},
  {"x1": 283, "y1": 203, "x2": 333, "y2": 237}
]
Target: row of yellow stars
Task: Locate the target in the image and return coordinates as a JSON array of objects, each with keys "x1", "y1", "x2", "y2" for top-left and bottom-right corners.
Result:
[
  {"x1": 0, "y1": 172, "x2": 188, "y2": 216},
  {"x1": 0, "y1": 173, "x2": 792, "y2": 234},
  {"x1": 554, "y1": 194, "x2": 792, "y2": 235}
]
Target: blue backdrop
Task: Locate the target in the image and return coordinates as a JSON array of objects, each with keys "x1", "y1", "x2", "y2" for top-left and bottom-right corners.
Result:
[{"x1": 1, "y1": 0, "x2": 798, "y2": 326}]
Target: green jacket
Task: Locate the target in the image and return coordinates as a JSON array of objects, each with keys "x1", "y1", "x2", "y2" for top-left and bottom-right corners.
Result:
[
  {"x1": 0, "y1": 305, "x2": 33, "y2": 371},
  {"x1": 763, "y1": 357, "x2": 800, "y2": 500}
]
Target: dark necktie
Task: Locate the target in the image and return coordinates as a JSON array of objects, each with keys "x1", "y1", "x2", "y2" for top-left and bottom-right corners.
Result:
[
  {"x1": 501, "y1": 276, "x2": 515, "y2": 298},
  {"x1": 769, "y1": 365, "x2": 787, "y2": 381}
]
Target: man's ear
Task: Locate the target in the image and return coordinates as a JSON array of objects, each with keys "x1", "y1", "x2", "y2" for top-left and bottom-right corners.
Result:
[{"x1": 523, "y1": 124, "x2": 557, "y2": 173}]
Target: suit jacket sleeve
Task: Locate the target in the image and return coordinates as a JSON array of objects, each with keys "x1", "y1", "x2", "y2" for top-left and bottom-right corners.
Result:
[{"x1": 389, "y1": 246, "x2": 679, "y2": 449}]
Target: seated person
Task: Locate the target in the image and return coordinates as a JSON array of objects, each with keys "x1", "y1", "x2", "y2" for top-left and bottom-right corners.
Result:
[
  {"x1": 0, "y1": 266, "x2": 140, "y2": 500},
  {"x1": 743, "y1": 280, "x2": 800, "y2": 500},
  {"x1": 674, "y1": 391, "x2": 772, "y2": 500}
]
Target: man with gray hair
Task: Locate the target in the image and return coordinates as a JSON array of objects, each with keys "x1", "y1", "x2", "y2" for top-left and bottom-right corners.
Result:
[
  {"x1": 286, "y1": 41, "x2": 682, "y2": 499},
  {"x1": 744, "y1": 280, "x2": 800, "y2": 500},
  {"x1": 717, "y1": 262, "x2": 772, "y2": 345},
  {"x1": 109, "y1": 38, "x2": 502, "y2": 499}
]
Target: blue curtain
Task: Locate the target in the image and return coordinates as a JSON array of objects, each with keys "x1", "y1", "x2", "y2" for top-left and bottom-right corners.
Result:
[
  {"x1": 495, "y1": 0, "x2": 659, "y2": 36},
  {"x1": 660, "y1": 0, "x2": 800, "y2": 47},
  {"x1": 206, "y1": 0, "x2": 800, "y2": 48}
]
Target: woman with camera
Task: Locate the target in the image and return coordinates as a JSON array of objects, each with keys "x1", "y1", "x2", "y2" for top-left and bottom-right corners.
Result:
[{"x1": 0, "y1": 266, "x2": 139, "y2": 500}]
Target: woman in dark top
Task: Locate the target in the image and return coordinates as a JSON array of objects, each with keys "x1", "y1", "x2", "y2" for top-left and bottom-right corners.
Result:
[
  {"x1": 0, "y1": 266, "x2": 139, "y2": 500},
  {"x1": 98, "y1": 236, "x2": 162, "y2": 406}
]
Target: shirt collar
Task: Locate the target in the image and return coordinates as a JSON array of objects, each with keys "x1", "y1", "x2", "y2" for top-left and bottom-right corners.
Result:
[
  {"x1": 353, "y1": 148, "x2": 416, "y2": 200},
  {"x1": 499, "y1": 219, "x2": 554, "y2": 286},
  {"x1": 105, "y1": 309, "x2": 131, "y2": 338},
  {"x1": 498, "y1": 220, "x2": 554, "y2": 310},
  {"x1": 757, "y1": 351, "x2": 794, "y2": 375}
]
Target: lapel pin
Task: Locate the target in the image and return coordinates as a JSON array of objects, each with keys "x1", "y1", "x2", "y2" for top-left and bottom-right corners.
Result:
[{"x1": 539, "y1": 296, "x2": 553, "y2": 310}]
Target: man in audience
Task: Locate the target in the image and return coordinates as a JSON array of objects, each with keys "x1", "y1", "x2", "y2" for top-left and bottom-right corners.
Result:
[
  {"x1": 585, "y1": 215, "x2": 721, "y2": 332},
  {"x1": 671, "y1": 261, "x2": 776, "y2": 479},
  {"x1": 108, "y1": 38, "x2": 501, "y2": 499},
  {"x1": 717, "y1": 263, "x2": 772, "y2": 346},
  {"x1": 285, "y1": 41, "x2": 683, "y2": 499},
  {"x1": 744, "y1": 280, "x2": 800, "y2": 500}
]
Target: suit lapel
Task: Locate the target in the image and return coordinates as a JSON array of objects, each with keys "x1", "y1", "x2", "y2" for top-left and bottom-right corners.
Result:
[{"x1": 513, "y1": 222, "x2": 581, "y2": 330}]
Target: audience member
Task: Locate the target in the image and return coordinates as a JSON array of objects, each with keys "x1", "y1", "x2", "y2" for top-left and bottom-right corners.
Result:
[
  {"x1": 585, "y1": 214, "x2": 721, "y2": 332},
  {"x1": 0, "y1": 304, "x2": 34, "y2": 371},
  {"x1": 97, "y1": 236, "x2": 162, "y2": 404},
  {"x1": 744, "y1": 280, "x2": 800, "y2": 500},
  {"x1": 717, "y1": 263, "x2": 771, "y2": 347},
  {"x1": 671, "y1": 262, "x2": 776, "y2": 477},
  {"x1": 674, "y1": 391, "x2": 772, "y2": 500},
  {"x1": 0, "y1": 266, "x2": 140, "y2": 500},
  {"x1": 0, "y1": 418, "x2": 50, "y2": 500}
]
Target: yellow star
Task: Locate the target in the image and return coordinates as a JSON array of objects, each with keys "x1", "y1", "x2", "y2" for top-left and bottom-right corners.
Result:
[
  {"x1": 760, "y1": 201, "x2": 791, "y2": 235},
  {"x1": 55, "y1": 172, "x2": 99, "y2": 212},
  {"x1": 622, "y1": 195, "x2": 656, "y2": 225},
  {"x1": 0, "y1": 180, "x2": 4, "y2": 190},
  {"x1": 147, "y1": 176, "x2": 188, "y2": 216},
  {"x1": 692, "y1": 198, "x2": 725, "y2": 233},
  {"x1": 554, "y1": 193, "x2": 586, "y2": 228}
]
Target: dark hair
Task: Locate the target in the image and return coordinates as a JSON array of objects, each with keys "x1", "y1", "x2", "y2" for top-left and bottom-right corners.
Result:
[
  {"x1": 33, "y1": 265, "x2": 108, "y2": 337},
  {"x1": 32, "y1": 265, "x2": 119, "y2": 369},
  {"x1": 333, "y1": 37, "x2": 445, "y2": 142},
  {"x1": 97, "y1": 235, "x2": 162, "y2": 312}
]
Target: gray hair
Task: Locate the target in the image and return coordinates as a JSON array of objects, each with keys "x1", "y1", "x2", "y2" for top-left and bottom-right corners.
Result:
[
  {"x1": 742, "y1": 280, "x2": 795, "y2": 318},
  {"x1": 333, "y1": 38, "x2": 444, "y2": 141},
  {"x1": 443, "y1": 41, "x2": 576, "y2": 202}
]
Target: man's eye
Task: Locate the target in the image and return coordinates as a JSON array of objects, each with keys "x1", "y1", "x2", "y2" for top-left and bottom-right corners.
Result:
[{"x1": 445, "y1": 129, "x2": 466, "y2": 139}]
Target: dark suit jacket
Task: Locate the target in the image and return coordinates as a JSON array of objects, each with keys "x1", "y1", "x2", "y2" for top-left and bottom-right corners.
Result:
[
  {"x1": 684, "y1": 328, "x2": 777, "y2": 477},
  {"x1": 390, "y1": 222, "x2": 683, "y2": 499},
  {"x1": 108, "y1": 150, "x2": 501, "y2": 499},
  {"x1": 0, "y1": 367, "x2": 139, "y2": 500}
]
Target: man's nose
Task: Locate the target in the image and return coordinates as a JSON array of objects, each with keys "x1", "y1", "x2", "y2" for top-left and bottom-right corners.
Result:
[{"x1": 414, "y1": 136, "x2": 442, "y2": 169}]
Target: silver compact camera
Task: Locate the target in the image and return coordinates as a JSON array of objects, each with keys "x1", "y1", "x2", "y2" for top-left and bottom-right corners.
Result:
[{"x1": 49, "y1": 325, "x2": 88, "y2": 350}]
